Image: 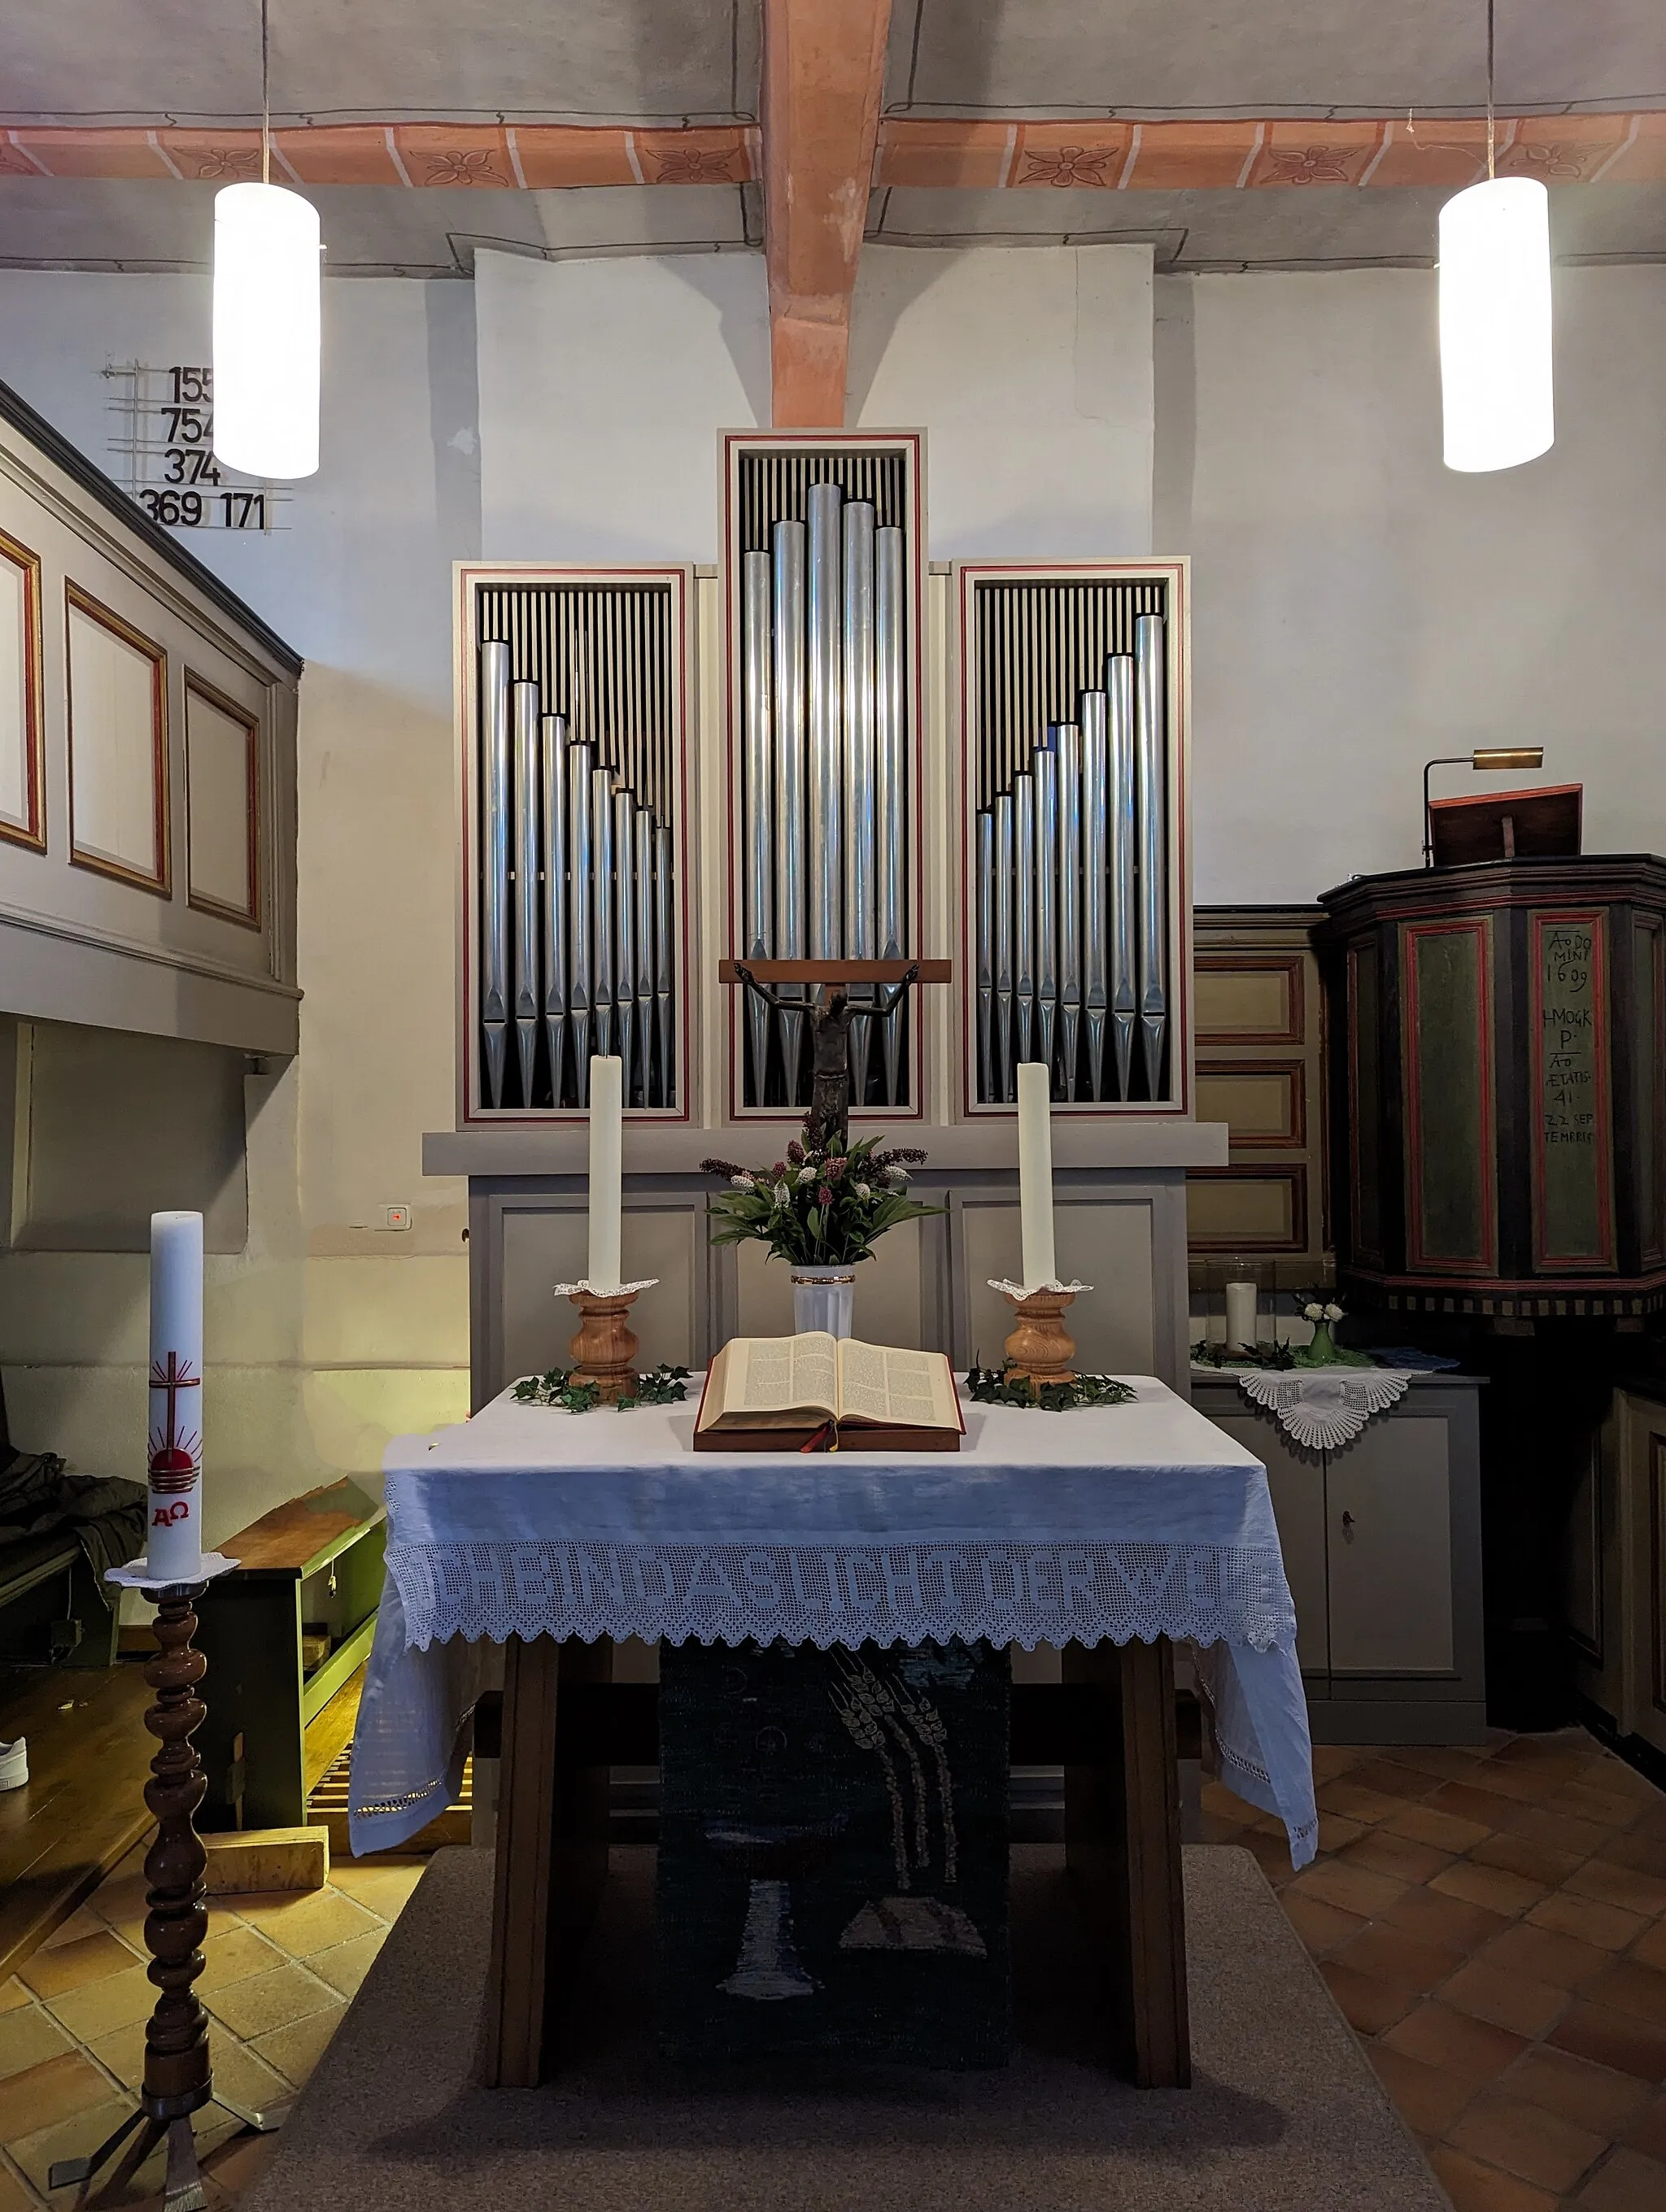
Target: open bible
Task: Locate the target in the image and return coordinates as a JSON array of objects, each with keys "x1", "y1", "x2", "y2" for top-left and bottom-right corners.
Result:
[{"x1": 694, "y1": 1334, "x2": 965, "y2": 1452}]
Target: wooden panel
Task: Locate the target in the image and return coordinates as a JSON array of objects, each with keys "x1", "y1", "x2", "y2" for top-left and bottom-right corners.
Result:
[
  {"x1": 1636, "y1": 919, "x2": 1666, "y2": 1267},
  {"x1": 1194, "y1": 956, "x2": 1302, "y2": 1045},
  {"x1": 0, "y1": 524, "x2": 43, "y2": 851},
  {"x1": 1184, "y1": 1167, "x2": 1305, "y2": 1252},
  {"x1": 1348, "y1": 938, "x2": 1384, "y2": 1267},
  {"x1": 957, "y1": 1197, "x2": 1156, "y2": 1373},
  {"x1": 64, "y1": 581, "x2": 169, "y2": 894},
  {"x1": 499, "y1": 1201, "x2": 700, "y2": 1387},
  {"x1": 1401, "y1": 917, "x2": 1497, "y2": 1276},
  {"x1": 185, "y1": 671, "x2": 259, "y2": 926},
  {"x1": 1327, "y1": 1417, "x2": 1454, "y2": 1675},
  {"x1": 1194, "y1": 1060, "x2": 1303, "y2": 1148},
  {"x1": 1529, "y1": 910, "x2": 1615, "y2": 1270},
  {"x1": 1652, "y1": 1435, "x2": 1666, "y2": 1717},
  {"x1": 1563, "y1": 1431, "x2": 1603, "y2": 1666}
]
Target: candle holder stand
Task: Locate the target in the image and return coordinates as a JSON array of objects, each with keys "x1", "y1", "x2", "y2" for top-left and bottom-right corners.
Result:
[
  {"x1": 568, "y1": 1288, "x2": 643, "y2": 1404},
  {"x1": 53, "y1": 1556, "x2": 285, "y2": 2211},
  {"x1": 1001, "y1": 1287, "x2": 1079, "y2": 1391}
]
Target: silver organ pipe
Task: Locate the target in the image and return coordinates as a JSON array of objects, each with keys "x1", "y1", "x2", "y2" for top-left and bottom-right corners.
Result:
[
  {"x1": 741, "y1": 548, "x2": 775, "y2": 1099},
  {"x1": 613, "y1": 788, "x2": 636, "y2": 1100},
  {"x1": 1056, "y1": 718, "x2": 1083, "y2": 1101},
  {"x1": 635, "y1": 802, "x2": 655, "y2": 1108},
  {"x1": 1079, "y1": 690, "x2": 1109, "y2": 1101},
  {"x1": 1107, "y1": 652, "x2": 1138, "y2": 1101},
  {"x1": 874, "y1": 523, "x2": 908, "y2": 1104},
  {"x1": 539, "y1": 711, "x2": 569, "y2": 1110},
  {"x1": 976, "y1": 808, "x2": 996, "y2": 1107},
  {"x1": 806, "y1": 480, "x2": 844, "y2": 964},
  {"x1": 566, "y1": 738, "x2": 595, "y2": 1104},
  {"x1": 993, "y1": 792, "x2": 1015, "y2": 1101},
  {"x1": 591, "y1": 764, "x2": 615, "y2": 1060},
  {"x1": 842, "y1": 499, "x2": 877, "y2": 1104},
  {"x1": 478, "y1": 640, "x2": 512, "y2": 1107},
  {"x1": 1033, "y1": 734, "x2": 1059, "y2": 1083},
  {"x1": 511, "y1": 681, "x2": 541, "y2": 1108},
  {"x1": 1135, "y1": 613, "x2": 1169, "y2": 1099},
  {"x1": 655, "y1": 818, "x2": 674, "y2": 1105},
  {"x1": 771, "y1": 519, "x2": 808, "y2": 1097},
  {"x1": 1014, "y1": 769, "x2": 1036, "y2": 1067}
]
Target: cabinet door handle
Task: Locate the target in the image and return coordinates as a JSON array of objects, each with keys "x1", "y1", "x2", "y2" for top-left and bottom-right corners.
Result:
[{"x1": 1341, "y1": 1510, "x2": 1356, "y2": 1538}]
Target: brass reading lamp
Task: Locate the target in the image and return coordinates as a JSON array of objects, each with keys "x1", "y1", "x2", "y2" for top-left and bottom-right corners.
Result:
[{"x1": 1422, "y1": 747, "x2": 1546, "y2": 865}]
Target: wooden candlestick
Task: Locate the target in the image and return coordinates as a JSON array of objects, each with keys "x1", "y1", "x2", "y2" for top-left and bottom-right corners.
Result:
[
  {"x1": 569, "y1": 1289, "x2": 641, "y2": 1403},
  {"x1": 1002, "y1": 1287, "x2": 1078, "y2": 1390}
]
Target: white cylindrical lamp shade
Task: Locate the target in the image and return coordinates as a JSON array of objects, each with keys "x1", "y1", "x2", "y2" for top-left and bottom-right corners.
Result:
[
  {"x1": 212, "y1": 182, "x2": 321, "y2": 481},
  {"x1": 587, "y1": 1056, "x2": 625, "y2": 1291},
  {"x1": 147, "y1": 1211, "x2": 205, "y2": 1582},
  {"x1": 1438, "y1": 176, "x2": 1553, "y2": 474},
  {"x1": 1016, "y1": 1061, "x2": 1058, "y2": 1293}
]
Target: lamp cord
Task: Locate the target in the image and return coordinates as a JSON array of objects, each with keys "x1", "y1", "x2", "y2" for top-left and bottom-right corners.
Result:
[
  {"x1": 1485, "y1": 0, "x2": 1496, "y2": 181},
  {"x1": 259, "y1": 0, "x2": 269, "y2": 185}
]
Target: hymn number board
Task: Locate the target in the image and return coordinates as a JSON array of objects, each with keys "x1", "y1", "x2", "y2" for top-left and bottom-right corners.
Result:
[
  {"x1": 1533, "y1": 910, "x2": 1614, "y2": 1270},
  {"x1": 104, "y1": 363, "x2": 287, "y2": 533}
]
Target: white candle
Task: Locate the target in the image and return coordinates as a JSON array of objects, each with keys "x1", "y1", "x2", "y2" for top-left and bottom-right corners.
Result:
[
  {"x1": 1016, "y1": 1061, "x2": 1057, "y2": 1292},
  {"x1": 587, "y1": 1056, "x2": 624, "y2": 1291},
  {"x1": 147, "y1": 1211, "x2": 204, "y2": 1582},
  {"x1": 1224, "y1": 1279, "x2": 1258, "y2": 1355}
]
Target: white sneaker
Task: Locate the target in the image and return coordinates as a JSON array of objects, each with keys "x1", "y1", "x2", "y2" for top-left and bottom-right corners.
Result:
[{"x1": 0, "y1": 1739, "x2": 26, "y2": 1791}]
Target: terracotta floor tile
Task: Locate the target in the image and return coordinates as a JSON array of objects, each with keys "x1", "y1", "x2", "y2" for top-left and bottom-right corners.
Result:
[
  {"x1": 1369, "y1": 2040, "x2": 1479, "y2": 2136},
  {"x1": 1573, "y1": 2147, "x2": 1666, "y2": 2210},
  {"x1": 1469, "y1": 1761, "x2": 1587, "y2": 1805},
  {"x1": 1481, "y1": 1918, "x2": 1612, "y2": 1992},
  {"x1": 1315, "y1": 1779, "x2": 1408, "y2": 1825},
  {"x1": 230, "y1": 1888, "x2": 381, "y2": 1957},
  {"x1": 195, "y1": 1924, "x2": 290, "y2": 1994},
  {"x1": 1499, "y1": 2044, "x2": 1652, "y2": 2136},
  {"x1": 1384, "y1": 1801, "x2": 1494, "y2": 1853},
  {"x1": 1237, "y1": 1827, "x2": 1300, "y2": 1886},
  {"x1": 1278, "y1": 1889, "x2": 1367, "y2": 1957},
  {"x1": 1630, "y1": 1920, "x2": 1666, "y2": 1974},
  {"x1": 1310, "y1": 1744, "x2": 1367, "y2": 1781},
  {"x1": 1569, "y1": 1858, "x2": 1666, "y2": 1920},
  {"x1": 1315, "y1": 1813, "x2": 1365, "y2": 1854},
  {"x1": 1508, "y1": 1806, "x2": 1622, "y2": 1860},
  {"x1": 1552, "y1": 1780, "x2": 1655, "y2": 1828},
  {"x1": 0, "y1": 1981, "x2": 28, "y2": 2015},
  {"x1": 1448, "y1": 2088, "x2": 1609, "y2": 2193},
  {"x1": 0, "y1": 2162, "x2": 37, "y2": 2211},
  {"x1": 1429, "y1": 1780, "x2": 1533, "y2": 1831},
  {"x1": 1433, "y1": 1861, "x2": 1549, "y2": 1918},
  {"x1": 15, "y1": 1930, "x2": 140, "y2": 2000},
  {"x1": 1530, "y1": 1892, "x2": 1649, "y2": 1953},
  {"x1": 1441, "y1": 1958, "x2": 1568, "y2": 2039},
  {"x1": 1341, "y1": 1828, "x2": 1455, "y2": 1885},
  {"x1": 0, "y1": 2004, "x2": 72, "y2": 2084},
  {"x1": 1585, "y1": 1957, "x2": 1666, "y2": 2028},
  {"x1": 1472, "y1": 1831, "x2": 1585, "y2": 1887},
  {"x1": 0, "y1": 2050, "x2": 120, "y2": 2145},
  {"x1": 42, "y1": 1962, "x2": 157, "y2": 2042},
  {"x1": 203, "y1": 2129, "x2": 280, "y2": 2198},
  {"x1": 1633, "y1": 1800, "x2": 1666, "y2": 1840},
  {"x1": 1288, "y1": 1857, "x2": 1407, "y2": 1918},
  {"x1": 1599, "y1": 1832, "x2": 1666, "y2": 1883},
  {"x1": 1385, "y1": 1883, "x2": 1511, "y2": 1952},
  {"x1": 1624, "y1": 2091, "x2": 1666, "y2": 2161},
  {"x1": 39, "y1": 1907, "x2": 107, "y2": 1952},
  {"x1": 1550, "y1": 2001, "x2": 1666, "y2": 2080},
  {"x1": 251, "y1": 2002, "x2": 346, "y2": 2090},
  {"x1": 1319, "y1": 1958, "x2": 1418, "y2": 2034},
  {"x1": 6, "y1": 2095, "x2": 134, "y2": 2200},
  {"x1": 307, "y1": 1929, "x2": 385, "y2": 1999},
  {"x1": 1490, "y1": 1732, "x2": 1592, "y2": 1766},
  {"x1": 1383, "y1": 1746, "x2": 1493, "y2": 1781},
  {"x1": 1383, "y1": 1998, "x2": 1529, "y2": 2082},
  {"x1": 319, "y1": 1857, "x2": 425, "y2": 1921},
  {"x1": 1428, "y1": 2142, "x2": 1559, "y2": 2212},
  {"x1": 1337, "y1": 1919, "x2": 1465, "y2": 1992},
  {"x1": 203, "y1": 1963, "x2": 340, "y2": 2041},
  {"x1": 1347, "y1": 1757, "x2": 1441, "y2": 1802},
  {"x1": 1202, "y1": 1779, "x2": 1254, "y2": 1820}
]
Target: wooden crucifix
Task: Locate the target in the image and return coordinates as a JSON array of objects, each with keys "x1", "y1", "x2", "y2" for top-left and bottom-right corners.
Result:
[{"x1": 718, "y1": 958, "x2": 953, "y2": 1145}]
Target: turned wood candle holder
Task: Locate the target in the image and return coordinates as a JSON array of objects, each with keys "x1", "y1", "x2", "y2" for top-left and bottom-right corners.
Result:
[
  {"x1": 568, "y1": 1289, "x2": 641, "y2": 1403},
  {"x1": 1002, "y1": 1287, "x2": 1079, "y2": 1390}
]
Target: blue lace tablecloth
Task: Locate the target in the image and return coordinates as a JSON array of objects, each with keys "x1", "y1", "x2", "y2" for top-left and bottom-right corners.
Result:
[{"x1": 348, "y1": 1375, "x2": 1318, "y2": 1866}]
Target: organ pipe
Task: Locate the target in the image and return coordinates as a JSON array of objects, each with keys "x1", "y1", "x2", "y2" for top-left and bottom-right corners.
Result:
[
  {"x1": 478, "y1": 640, "x2": 511, "y2": 1108},
  {"x1": 511, "y1": 680, "x2": 541, "y2": 1108}
]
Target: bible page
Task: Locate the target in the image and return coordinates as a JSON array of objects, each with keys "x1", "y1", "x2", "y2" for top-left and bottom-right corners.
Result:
[
  {"x1": 835, "y1": 1340, "x2": 957, "y2": 1428},
  {"x1": 728, "y1": 1333, "x2": 838, "y2": 1418}
]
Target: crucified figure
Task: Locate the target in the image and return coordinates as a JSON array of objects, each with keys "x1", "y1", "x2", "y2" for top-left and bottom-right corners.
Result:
[{"x1": 733, "y1": 964, "x2": 919, "y2": 1146}]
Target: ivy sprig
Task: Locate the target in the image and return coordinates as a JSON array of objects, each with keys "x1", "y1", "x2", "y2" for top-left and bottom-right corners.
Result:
[
  {"x1": 513, "y1": 1363, "x2": 691, "y2": 1413},
  {"x1": 964, "y1": 1361, "x2": 1136, "y2": 1412},
  {"x1": 1189, "y1": 1339, "x2": 1297, "y2": 1371}
]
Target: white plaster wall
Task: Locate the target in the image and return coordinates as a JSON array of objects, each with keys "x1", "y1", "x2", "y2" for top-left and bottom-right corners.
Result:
[
  {"x1": 477, "y1": 242, "x2": 1155, "y2": 560},
  {"x1": 1158, "y1": 264, "x2": 1666, "y2": 902},
  {"x1": 0, "y1": 272, "x2": 475, "y2": 1540}
]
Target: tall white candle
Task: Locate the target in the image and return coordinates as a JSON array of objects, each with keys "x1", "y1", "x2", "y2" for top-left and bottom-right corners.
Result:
[
  {"x1": 1224, "y1": 1279, "x2": 1258, "y2": 1355},
  {"x1": 1016, "y1": 1061, "x2": 1058, "y2": 1292},
  {"x1": 147, "y1": 1211, "x2": 204, "y2": 1582},
  {"x1": 587, "y1": 1056, "x2": 624, "y2": 1291}
]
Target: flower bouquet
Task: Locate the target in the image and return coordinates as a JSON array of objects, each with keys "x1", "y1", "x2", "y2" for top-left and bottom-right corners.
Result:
[{"x1": 1293, "y1": 1291, "x2": 1372, "y2": 1368}]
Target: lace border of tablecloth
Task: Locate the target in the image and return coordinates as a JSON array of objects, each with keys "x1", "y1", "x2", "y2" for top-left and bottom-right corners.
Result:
[{"x1": 383, "y1": 1535, "x2": 1298, "y2": 1656}]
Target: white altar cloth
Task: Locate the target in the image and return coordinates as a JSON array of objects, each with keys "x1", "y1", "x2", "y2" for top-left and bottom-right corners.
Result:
[{"x1": 349, "y1": 1376, "x2": 1317, "y2": 1866}]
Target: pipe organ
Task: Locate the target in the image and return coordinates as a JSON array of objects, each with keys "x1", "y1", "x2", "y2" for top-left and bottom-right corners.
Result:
[
  {"x1": 960, "y1": 563, "x2": 1188, "y2": 1113},
  {"x1": 725, "y1": 433, "x2": 923, "y2": 1116},
  {"x1": 464, "y1": 569, "x2": 687, "y2": 1117}
]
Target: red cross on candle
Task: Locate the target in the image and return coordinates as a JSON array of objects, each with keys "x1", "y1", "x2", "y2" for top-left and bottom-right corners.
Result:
[{"x1": 148, "y1": 1349, "x2": 202, "y2": 1495}]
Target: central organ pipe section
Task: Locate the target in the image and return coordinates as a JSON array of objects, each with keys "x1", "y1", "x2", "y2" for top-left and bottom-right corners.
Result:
[
  {"x1": 733, "y1": 447, "x2": 915, "y2": 1110},
  {"x1": 475, "y1": 579, "x2": 680, "y2": 1113}
]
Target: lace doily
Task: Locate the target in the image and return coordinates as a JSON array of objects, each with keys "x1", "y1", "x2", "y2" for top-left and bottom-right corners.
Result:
[
  {"x1": 985, "y1": 1278, "x2": 1093, "y2": 1298},
  {"x1": 1236, "y1": 1369, "x2": 1413, "y2": 1450},
  {"x1": 550, "y1": 1278, "x2": 661, "y2": 1298}
]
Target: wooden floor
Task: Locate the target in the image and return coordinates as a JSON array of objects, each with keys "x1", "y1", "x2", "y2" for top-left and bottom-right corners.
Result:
[{"x1": 0, "y1": 1661, "x2": 155, "y2": 1987}]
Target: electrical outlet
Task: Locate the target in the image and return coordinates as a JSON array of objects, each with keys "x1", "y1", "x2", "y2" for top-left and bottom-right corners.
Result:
[{"x1": 383, "y1": 1204, "x2": 412, "y2": 1231}]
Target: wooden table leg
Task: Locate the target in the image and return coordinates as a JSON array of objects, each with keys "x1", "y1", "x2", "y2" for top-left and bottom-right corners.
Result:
[
  {"x1": 482, "y1": 1634, "x2": 613, "y2": 2088},
  {"x1": 1062, "y1": 1636, "x2": 1191, "y2": 2088}
]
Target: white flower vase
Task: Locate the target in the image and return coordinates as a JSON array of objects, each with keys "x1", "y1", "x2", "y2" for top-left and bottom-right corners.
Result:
[{"x1": 790, "y1": 1265, "x2": 856, "y2": 1339}]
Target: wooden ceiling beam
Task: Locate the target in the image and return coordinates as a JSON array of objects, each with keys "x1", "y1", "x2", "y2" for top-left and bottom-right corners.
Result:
[{"x1": 761, "y1": 0, "x2": 893, "y2": 429}]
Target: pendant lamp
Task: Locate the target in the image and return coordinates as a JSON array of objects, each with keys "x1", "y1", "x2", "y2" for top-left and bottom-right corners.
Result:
[
  {"x1": 1437, "y1": 0, "x2": 1552, "y2": 473},
  {"x1": 212, "y1": 1, "x2": 321, "y2": 480}
]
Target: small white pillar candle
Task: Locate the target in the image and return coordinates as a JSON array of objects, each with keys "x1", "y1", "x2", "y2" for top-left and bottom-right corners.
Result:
[
  {"x1": 147, "y1": 1211, "x2": 204, "y2": 1582},
  {"x1": 587, "y1": 1056, "x2": 624, "y2": 1291},
  {"x1": 1016, "y1": 1061, "x2": 1057, "y2": 1292},
  {"x1": 1224, "y1": 1278, "x2": 1258, "y2": 1356}
]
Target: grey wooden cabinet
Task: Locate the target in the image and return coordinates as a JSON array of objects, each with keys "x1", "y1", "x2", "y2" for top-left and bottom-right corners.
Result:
[{"x1": 1191, "y1": 1374, "x2": 1486, "y2": 1744}]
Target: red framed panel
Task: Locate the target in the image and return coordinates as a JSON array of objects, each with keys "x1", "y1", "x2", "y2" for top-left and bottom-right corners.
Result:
[
  {"x1": 1194, "y1": 953, "x2": 1304, "y2": 1047},
  {"x1": 64, "y1": 579, "x2": 171, "y2": 896},
  {"x1": 1400, "y1": 915, "x2": 1498, "y2": 1277},
  {"x1": 0, "y1": 524, "x2": 46, "y2": 853},
  {"x1": 183, "y1": 668, "x2": 261, "y2": 930},
  {"x1": 1528, "y1": 908, "x2": 1616, "y2": 1273}
]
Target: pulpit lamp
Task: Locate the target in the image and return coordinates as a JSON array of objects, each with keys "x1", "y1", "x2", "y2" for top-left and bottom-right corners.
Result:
[{"x1": 1422, "y1": 747, "x2": 1546, "y2": 866}]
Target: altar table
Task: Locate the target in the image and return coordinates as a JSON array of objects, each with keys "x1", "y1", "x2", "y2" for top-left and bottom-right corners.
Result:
[{"x1": 349, "y1": 1377, "x2": 1316, "y2": 2089}]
